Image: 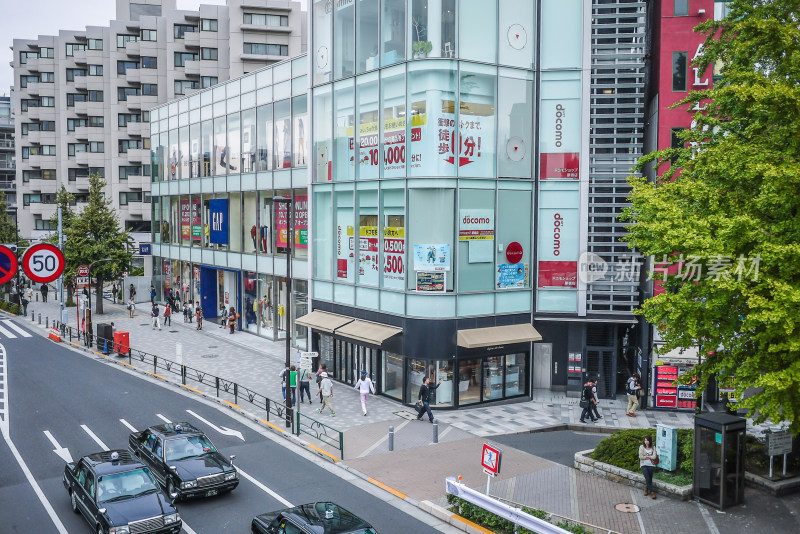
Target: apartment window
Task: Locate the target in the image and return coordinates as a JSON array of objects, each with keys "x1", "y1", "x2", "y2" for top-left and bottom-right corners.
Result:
[
  {"x1": 20, "y1": 99, "x2": 39, "y2": 111},
  {"x1": 23, "y1": 170, "x2": 42, "y2": 181},
  {"x1": 143, "y1": 164, "x2": 151, "y2": 175},
  {"x1": 174, "y1": 24, "x2": 197, "y2": 39},
  {"x1": 142, "y1": 111, "x2": 150, "y2": 122},
  {"x1": 88, "y1": 38, "x2": 103, "y2": 50},
  {"x1": 126, "y1": 220, "x2": 151, "y2": 233},
  {"x1": 66, "y1": 43, "x2": 86, "y2": 56},
  {"x1": 715, "y1": 0, "x2": 733, "y2": 20},
  {"x1": 67, "y1": 118, "x2": 87, "y2": 131},
  {"x1": 36, "y1": 219, "x2": 56, "y2": 231},
  {"x1": 68, "y1": 143, "x2": 87, "y2": 155},
  {"x1": 201, "y1": 18, "x2": 218, "y2": 31},
  {"x1": 88, "y1": 116, "x2": 104, "y2": 127},
  {"x1": 69, "y1": 167, "x2": 102, "y2": 181},
  {"x1": 39, "y1": 47, "x2": 54, "y2": 58},
  {"x1": 89, "y1": 64, "x2": 103, "y2": 76},
  {"x1": 243, "y1": 43, "x2": 288, "y2": 56},
  {"x1": 117, "y1": 87, "x2": 141, "y2": 101},
  {"x1": 41, "y1": 145, "x2": 56, "y2": 155},
  {"x1": 40, "y1": 72, "x2": 54, "y2": 83},
  {"x1": 141, "y1": 56, "x2": 157, "y2": 68},
  {"x1": 174, "y1": 80, "x2": 199, "y2": 95},
  {"x1": 88, "y1": 90, "x2": 103, "y2": 102},
  {"x1": 90, "y1": 141, "x2": 104, "y2": 153},
  {"x1": 117, "y1": 34, "x2": 139, "y2": 48},
  {"x1": 67, "y1": 93, "x2": 86, "y2": 107},
  {"x1": 174, "y1": 52, "x2": 198, "y2": 67},
  {"x1": 201, "y1": 76, "x2": 218, "y2": 88},
  {"x1": 66, "y1": 68, "x2": 86, "y2": 81},
  {"x1": 19, "y1": 75, "x2": 38, "y2": 88},
  {"x1": 243, "y1": 13, "x2": 288, "y2": 26},
  {"x1": 201, "y1": 47, "x2": 218, "y2": 60},
  {"x1": 118, "y1": 113, "x2": 141, "y2": 126},
  {"x1": 674, "y1": 0, "x2": 689, "y2": 16},
  {"x1": 119, "y1": 165, "x2": 142, "y2": 178},
  {"x1": 41, "y1": 169, "x2": 57, "y2": 179},
  {"x1": 22, "y1": 121, "x2": 54, "y2": 134},
  {"x1": 119, "y1": 139, "x2": 143, "y2": 153},
  {"x1": 673, "y1": 51, "x2": 688, "y2": 91},
  {"x1": 118, "y1": 60, "x2": 139, "y2": 74},
  {"x1": 142, "y1": 83, "x2": 158, "y2": 96},
  {"x1": 41, "y1": 96, "x2": 55, "y2": 107},
  {"x1": 119, "y1": 191, "x2": 144, "y2": 205},
  {"x1": 20, "y1": 51, "x2": 38, "y2": 64},
  {"x1": 670, "y1": 127, "x2": 685, "y2": 165},
  {"x1": 140, "y1": 29, "x2": 157, "y2": 41}
]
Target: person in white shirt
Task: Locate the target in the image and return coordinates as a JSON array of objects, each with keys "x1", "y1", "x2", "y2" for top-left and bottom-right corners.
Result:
[
  {"x1": 316, "y1": 373, "x2": 335, "y2": 417},
  {"x1": 354, "y1": 370, "x2": 376, "y2": 416}
]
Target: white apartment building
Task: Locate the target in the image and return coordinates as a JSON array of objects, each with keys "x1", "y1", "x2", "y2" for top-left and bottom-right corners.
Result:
[{"x1": 11, "y1": 0, "x2": 305, "y2": 255}]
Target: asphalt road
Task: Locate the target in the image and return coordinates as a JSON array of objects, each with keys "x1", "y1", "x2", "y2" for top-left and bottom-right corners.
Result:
[{"x1": 0, "y1": 318, "x2": 447, "y2": 534}]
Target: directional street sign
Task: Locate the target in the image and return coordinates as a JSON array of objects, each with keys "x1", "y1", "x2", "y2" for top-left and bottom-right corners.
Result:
[
  {"x1": 22, "y1": 243, "x2": 65, "y2": 284},
  {"x1": 0, "y1": 245, "x2": 18, "y2": 285}
]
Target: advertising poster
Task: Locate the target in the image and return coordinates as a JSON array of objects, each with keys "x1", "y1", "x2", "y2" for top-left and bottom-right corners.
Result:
[
  {"x1": 181, "y1": 198, "x2": 202, "y2": 241},
  {"x1": 382, "y1": 226, "x2": 405, "y2": 289},
  {"x1": 416, "y1": 272, "x2": 445, "y2": 292},
  {"x1": 336, "y1": 224, "x2": 354, "y2": 280},
  {"x1": 497, "y1": 263, "x2": 528, "y2": 289},
  {"x1": 209, "y1": 199, "x2": 229, "y2": 245},
  {"x1": 537, "y1": 186, "x2": 579, "y2": 288},
  {"x1": 358, "y1": 226, "x2": 379, "y2": 285},
  {"x1": 537, "y1": 261, "x2": 577, "y2": 288},
  {"x1": 540, "y1": 87, "x2": 581, "y2": 180},
  {"x1": 276, "y1": 195, "x2": 309, "y2": 249},
  {"x1": 413, "y1": 244, "x2": 451, "y2": 272},
  {"x1": 459, "y1": 209, "x2": 495, "y2": 240}
]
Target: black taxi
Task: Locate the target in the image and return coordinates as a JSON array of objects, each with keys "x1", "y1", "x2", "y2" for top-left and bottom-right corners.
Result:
[
  {"x1": 63, "y1": 449, "x2": 181, "y2": 534},
  {"x1": 251, "y1": 502, "x2": 377, "y2": 534},
  {"x1": 128, "y1": 422, "x2": 238, "y2": 501}
]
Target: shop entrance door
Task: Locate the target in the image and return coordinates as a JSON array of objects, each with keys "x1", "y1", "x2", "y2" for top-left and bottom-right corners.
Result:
[
  {"x1": 586, "y1": 348, "x2": 616, "y2": 399},
  {"x1": 199, "y1": 267, "x2": 217, "y2": 318},
  {"x1": 533, "y1": 343, "x2": 552, "y2": 389}
]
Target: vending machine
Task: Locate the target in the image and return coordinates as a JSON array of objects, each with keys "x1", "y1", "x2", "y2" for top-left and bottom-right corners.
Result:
[{"x1": 652, "y1": 357, "x2": 697, "y2": 411}]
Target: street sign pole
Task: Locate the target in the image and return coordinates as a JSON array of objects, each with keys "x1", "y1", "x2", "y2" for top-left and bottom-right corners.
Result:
[{"x1": 58, "y1": 207, "x2": 64, "y2": 314}]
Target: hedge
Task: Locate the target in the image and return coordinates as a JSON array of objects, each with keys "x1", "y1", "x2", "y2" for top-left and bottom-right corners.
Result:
[
  {"x1": 590, "y1": 428, "x2": 694, "y2": 477},
  {"x1": 0, "y1": 299, "x2": 23, "y2": 315},
  {"x1": 446, "y1": 494, "x2": 592, "y2": 534}
]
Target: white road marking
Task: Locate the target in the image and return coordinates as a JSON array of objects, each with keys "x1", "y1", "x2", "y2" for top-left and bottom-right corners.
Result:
[
  {"x1": 0, "y1": 343, "x2": 69, "y2": 533},
  {"x1": 120, "y1": 418, "x2": 138, "y2": 432},
  {"x1": 0, "y1": 323, "x2": 18, "y2": 339},
  {"x1": 430, "y1": 426, "x2": 453, "y2": 445},
  {"x1": 631, "y1": 488, "x2": 646, "y2": 534},
  {"x1": 186, "y1": 409, "x2": 245, "y2": 441},
  {"x1": 696, "y1": 500, "x2": 721, "y2": 534},
  {"x1": 182, "y1": 522, "x2": 200, "y2": 534},
  {"x1": 358, "y1": 419, "x2": 411, "y2": 458},
  {"x1": 156, "y1": 413, "x2": 172, "y2": 423},
  {"x1": 237, "y1": 467, "x2": 293, "y2": 508},
  {"x1": 43, "y1": 430, "x2": 73, "y2": 463},
  {"x1": 2, "y1": 320, "x2": 32, "y2": 337},
  {"x1": 80, "y1": 424, "x2": 109, "y2": 451}
]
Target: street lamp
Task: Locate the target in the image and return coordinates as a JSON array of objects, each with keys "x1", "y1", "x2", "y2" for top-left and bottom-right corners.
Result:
[{"x1": 273, "y1": 195, "x2": 293, "y2": 429}]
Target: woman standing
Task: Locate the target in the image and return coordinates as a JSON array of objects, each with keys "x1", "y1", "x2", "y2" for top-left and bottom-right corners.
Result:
[
  {"x1": 228, "y1": 306, "x2": 238, "y2": 334},
  {"x1": 195, "y1": 302, "x2": 203, "y2": 330},
  {"x1": 127, "y1": 297, "x2": 135, "y2": 318},
  {"x1": 639, "y1": 436, "x2": 659, "y2": 499}
]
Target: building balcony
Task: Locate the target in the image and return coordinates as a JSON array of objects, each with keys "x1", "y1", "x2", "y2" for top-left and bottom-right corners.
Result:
[
  {"x1": 26, "y1": 131, "x2": 40, "y2": 144},
  {"x1": 0, "y1": 139, "x2": 14, "y2": 149},
  {"x1": 25, "y1": 82, "x2": 40, "y2": 96},
  {"x1": 24, "y1": 57, "x2": 39, "y2": 71},
  {"x1": 26, "y1": 155, "x2": 42, "y2": 168},
  {"x1": 76, "y1": 151, "x2": 90, "y2": 166},
  {"x1": 0, "y1": 181, "x2": 15, "y2": 191},
  {"x1": 126, "y1": 41, "x2": 140, "y2": 57},
  {"x1": 240, "y1": 53, "x2": 287, "y2": 64},
  {"x1": 74, "y1": 76, "x2": 88, "y2": 90},
  {"x1": 124, "y1": 173, "x2": 147, "y2": 189},
  {"x1": 74, "y1": 175, "x2": 90, "y2": 191},
  {"x1": 26, "y1": 107, "x2": 40, "y2": 120},
  {"x1": 240, "y1": 0, "x2": 292, "y2": 9},
  {"x1": 127, "y1": 148, "x2": 150, "y2": 163},
  {"x1": 72, "y1": 50, "x2": 87, "y2": 64},
  {"x1": 126, "y1": 96, "x2": 142, "y2": 111},
  {"x1": 38, "y1": 179, "x2": 58, "y2": 194},
  {"x1": 126, "y1": 69, "x2": 141, "y2": 84},
  {"x1": 240, "y1": 24, "x2": 293, "y2": 34},
  {"x1": 184, "y1": 31, "x2": 200, "y2": 48},
  {"x1": 28, "y1": 203, "x2": 49, "y2": 216},
  {"x1": 126, "y1": 121, "x2": 144, "y2": 137},
  {"x1": 184, "y1": 60, "x2": 201, "y2": 77},
  {"x1": 74, "y1": 126, "x2": 89, "y2": 141},
  {"x1": 123, "y1": 202, "x2": 148, "y2": 216},
  {"x1": 0, "y1": 161, "x2": 14, "y2": 171},
  {"x1": 74, "y1": 101, "x2": 89, "y2": 115}
]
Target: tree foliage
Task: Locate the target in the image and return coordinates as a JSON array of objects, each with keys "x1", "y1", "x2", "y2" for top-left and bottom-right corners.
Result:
[
  {"x1": 0, "y1": 192, "x2": 18, "y2": 246},
  {"x1": 621, "y1": 0, "x2": 800, "y2": 433}
]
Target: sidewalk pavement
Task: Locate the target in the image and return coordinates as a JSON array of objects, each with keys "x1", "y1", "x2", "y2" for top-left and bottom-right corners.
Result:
[{"x1": 24, "y1": 295, "x2": 800, "y2": 534}]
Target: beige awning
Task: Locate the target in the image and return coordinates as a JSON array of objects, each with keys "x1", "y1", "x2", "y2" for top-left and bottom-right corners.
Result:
[
  {"x1": 457, "y1": 323, "x2": 542, "y2": 349},
  {"x1": 294, "y1": 311, "x2": 354, "y2": 333},
  {"x1": 335, "y1": 320, "x2": 403, "y2": 346}
]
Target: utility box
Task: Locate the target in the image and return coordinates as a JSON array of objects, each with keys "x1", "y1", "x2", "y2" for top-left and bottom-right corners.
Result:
[
  {"x1": 656, "y1": 424, "x2": 678, "y2": 472},
  {"x1": 96, "y1": 323, "x2": 114, "y2": 354},
  {"x1": 114, "y1": 331, "x2": 130, "y2": 355},
  {"x1": 694, "y1": 413, "x2": 746, "y2": 509}
]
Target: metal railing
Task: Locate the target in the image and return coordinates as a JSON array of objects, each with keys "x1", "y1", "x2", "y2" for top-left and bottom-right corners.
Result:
[{"x1": 297, "y1": 411, "x2": 344, "y2": 460}]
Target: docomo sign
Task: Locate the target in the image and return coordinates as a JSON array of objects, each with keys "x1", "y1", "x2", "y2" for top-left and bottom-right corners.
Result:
[
  {"x1": 553, "y1": 213, "x2": 564, "y2": 256},
  {"x1": 22, "y1": 243, "x2": 65, "y2": 283}
]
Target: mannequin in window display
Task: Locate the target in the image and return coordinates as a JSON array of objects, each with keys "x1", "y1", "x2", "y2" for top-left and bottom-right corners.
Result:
[
  {"x1": 250, "y1": 225, "x2": 258, "y2": 251},
  {"x1": 260, "y1": 223, "x2": 269, "y2": 252},
  {"x1": 170, "y1": 150, "x2": 177, "y2": 180},
  {"x1": 259, "y1": 291, "x2": 271, "y2": 328},
  {"x1": 296, "y1": 119, "x2": 305, "y2": 165},
  {"x1": 281, "y1": 119, "x2": 291, "y2": 168},
  {"x1": 219, "y1": 146, "x2": 237, "y2": 171}
]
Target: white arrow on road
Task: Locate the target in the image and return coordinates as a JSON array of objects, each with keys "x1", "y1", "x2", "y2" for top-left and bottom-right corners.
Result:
[
  {"x1": 43, "y1": 430, "x2": 73, "y2": 463},
  {"x1": 185, "y1": 410, "x2": 244, "y2": 441}
]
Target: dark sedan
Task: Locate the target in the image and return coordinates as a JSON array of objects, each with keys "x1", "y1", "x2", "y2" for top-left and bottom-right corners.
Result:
[
  {"x1": 252, "y1": 502, "x2": 377, "y2": 534},
  {"x1": 128, "y1": 421, "x2": 238, "y2": 501},
  {"x1": 63, "y1": 449, "x2": 181, "y2": 534}
]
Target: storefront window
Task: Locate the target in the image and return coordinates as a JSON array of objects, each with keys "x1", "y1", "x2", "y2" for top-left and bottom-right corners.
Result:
[
  {"x1": 274, "y1": 99, "x2": 292, "y2": 169},
  {"x1": 497, "y1": 70, "x2": 534, "y2": 179},
  {"x1": 483, "y1": 355, "x2": 504, "y2": 401},
  {"x1": 292, "y1": 189, "x2": 309, "y2": 260},
  {"x1": 335, "y1": 189, "x2": 355, "y2": 283},
  {"x1": 243, "y1": 191, "x2": 258, "y2": 254},
  {"x1": 259, "y1": 274, "x2": 274, "y2": 337},
  {"x1": 320, "y1": 334, "x2": 335, "y2": 377},
  {"x1": 380, "y1": 185, "x2": 405, "y2": 290},
  {"x1": 334, "y1": 79, "x2": 355, "y2": 181},
  {"x1": 190, "y1": 122, "x2": 201, "y2": 178},
  {"x1": 292, "y1": 279, "x2": 308, "y2": 350},
  {"x1": 179, "y1": 195, "x2": 191, "y2": 247},
  {"x1": 334, "y1": 0, "x2": 355, "y2": 79},
  {"x1": 244, "y1": 270, "x2": 259, "y2": 335},
  {"x1": 355, "y1": 73, "x2": 378, "y2": 180},
  {"x1": 459, "y1": 0, "x2": 496, "y2": 64},
  {"x1": 357, "y1": 189, "x2": 379, "y2": 286},
  {"x1": 201, "y1": 119, "x2": 213, "y2": 177},
  {"x1": 168, "y1": 129, "x2": 178, "y2": 181},
  {"x1": 257, "y1": 103, "x2": 273, "y2": 171},
  {"x1": 226, "y1": 113, "x2": 241, "y2": 174},
  {"x1": 407, "y1": 61, "x2": 457, "y2": 177},
  {"x1": 229, "y1": 192, "x2": 242, "y2": 252},
  {"x1": 409, "y1": 0, "x2": 456, "y2": 59},
  {"x1": 313, "y1": 86, "x2": 333, "y2": 182},
  {"x1": 356, "y1": 0, "x2": 379, "y2": 73},
  {"x1": 407, "y1": 187, "x2": 454, "y2": 291},
  {"x1": 259, "y1": 190, "x2": 274, "y2": 254},
  {"x1": 153, "y1": 256, "x2": 163, "y2": 301},
  {"x1": 179, "y1": 126, "x2": 189, "y2": 180},
  {"x1": 241, "y1": 108, "x2": 256, "y2": 173},
  {"x1": 457, "y1": 188, "x2": 495, "y2": 292},
  {"x1": 431, "y1": 360, "x2": 455, "y2": 407},
  {"x1": 505, "y1": 353, "x2": 525, "y2": 397},
  {"x1": 381, "y1": 65, "x2": 405, "y2": 178},
  {"x1": 496, "y1": 188, "x2": 532, "y2": 289},
  {"x1": 213, "y1": 116, "x2": 227, "y2": 176},
  {"x1": 381, "y1": 0, "x2": 405, "y2": 65},
  {"x1": 313, "y1": 189, "x2": 332, "y2": 279},
  {"x1": 292, "y1": 95, "x2": 307, "y2": 167},
  {"x1": 152, "y1": 197, "x2": 161, "y2": 244},
  {"x1": 383, "y1": 352, "x2": 403, "y2": 400},
  {"x1": 313, "y1": 0, "x2": 332, "y2": 85},
  {"x1": 277, "y1": 276, "x2": 289, "y2": 340},
  {"x1": 458, "y1": 63, "x2": 496, "y2": 178},
  {"x1": 169, "y1": 196, "x2": 180, "y2": 244},
  {"x1": 458, "y1": 359, "x2": 481, "y2": 405},
  {"x1": 160, "y1": 197, "x2": 170, "y2": 243}
]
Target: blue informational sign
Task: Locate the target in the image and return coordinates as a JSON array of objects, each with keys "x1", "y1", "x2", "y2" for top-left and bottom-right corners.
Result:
[
  {"x1": 139, "y1": 243, "x2": 152, "y2": 255},
  {"x1": 496, "y1": 263, "x2": 527, "y2": 289},
  {"x1": 209, "y1": 199, "x2": 229, "y2": 244}
]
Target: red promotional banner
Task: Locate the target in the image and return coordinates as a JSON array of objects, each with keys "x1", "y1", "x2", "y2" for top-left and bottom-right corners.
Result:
[
  {"x1": 538, "y1": 260, "x2": 578, "y2": 288},
  {"x1": 276, "y1": 195, "x2": 308, "y2": 249},
  {"x1": 540, "y1": 152, "x2": 579, "y2": 179}
]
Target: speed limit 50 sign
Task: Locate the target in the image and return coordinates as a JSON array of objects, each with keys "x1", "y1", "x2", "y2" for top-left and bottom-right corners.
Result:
[{"x1": 22, "y1": 243, "x2": 65, "y2": 283}]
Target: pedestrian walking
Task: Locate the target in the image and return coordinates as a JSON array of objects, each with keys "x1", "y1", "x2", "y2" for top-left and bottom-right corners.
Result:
[
  {"x1": 227, "y1": 306, "x2": 238, "y2": 334},
  {"x1": 163, "y1": 302, "x2": 171, "y2": 326},
  {"x1": 218, "y1": 303, "x2": 228, "y2": 328},
  {"x1": 416, "y1": 376, "x2": 441, "y2": 423},
  {"x1": 127, "y1": 297, "x2": 135, "y2": 318},
  {"x1": 195, "y1": 302, "x2": 203, "y2": 330},
  {"x1": 173, "y1": 290, "x2": 181, "y2": 312},
  {"x1": 21, "y1": 288, "x2": 29, "y2": 316},
  {"x1": 316, "y1": 364, "x2": 328, "y2": 404},
  {"x1": 25, "y1": 285, "x2": 33, "y2": 307},
  {"x1": 129, "y1": 283, "x2": 136, "y2": 301},
  {"x1": 590, "y1": 377, "x2": 602, "y2": 420},
  {"x1": 626, "y1": 373, "x2": 641, "y2": 417},
  {"x1": 280, "y1": 366, "x2": 297, "y2": 404},
  {"x1": 41, "y1": 283, "x2": 49, "y2": 302},
  {"x1": 151, "y1": 302, "x2": 161, "y2": 331},
  {"x1": 354, "y1": 370, "x2": 376, "y2": 416},
  {"x1": 298, "y1": 367, "x2": 312, "y2": 404},
  {"x1": 639, "y1": 435, "x2": 659, "y2": 499},
  {"x1": 316, "y1": 372, "x2": 335, "y2": 417},
  {"x1": 187, "y1": 301, "x2": 194, "y2": 323},
  {"x1": 112, "y1": 284, "x2": 117, "y2": 304},
  {"x1": 580, "y1": 378, "x2": 598, "y2": 423}
]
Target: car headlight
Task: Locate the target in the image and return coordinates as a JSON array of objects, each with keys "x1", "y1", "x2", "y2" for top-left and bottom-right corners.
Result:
[
  {"x1": 180, "y1": 480, "x2": 197, "y2": 489},
  {"x1": 109, "y1": 527, "x2": 130, "y2": 534},
  {"x1": 225, "y1": 471, "x2": 237, "y2": 481},
  {"x1": 164, "y1": 513, "x2": 180, "y2": 525}
]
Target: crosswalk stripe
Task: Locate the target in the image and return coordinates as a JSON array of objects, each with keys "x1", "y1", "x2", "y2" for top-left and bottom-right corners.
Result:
[
  {"x1": 0, "y1": 324, "x2": 18, "y2": 339},
  {"x1": 80, "y1": 424, "x2": 109, "y2": 451},
  {"x1": 2, "y1": 320, "x2": 32, "y2": 338}
]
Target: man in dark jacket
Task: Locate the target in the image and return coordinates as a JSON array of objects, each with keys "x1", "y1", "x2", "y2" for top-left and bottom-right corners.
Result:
[
  {"x1": 416, "y1": 376, "x2": 441, "y2": 423},
  {"x1": 580, "y1": 377, "x2": 598, "y2": 423}
]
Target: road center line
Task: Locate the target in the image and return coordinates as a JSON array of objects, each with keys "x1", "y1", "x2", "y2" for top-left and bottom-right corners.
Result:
[
  {"x1": 156, "y1": 413, "x2": 172, "y2": 423},
  {"x1": 120, "y1": 418, "x2": 138, "y2": 432},
  {"x1": 237, "y1": 467, "x2": 293, "y2": 508},
  {"x1": 80, "y1": 424, "x2": 109, "y2": 451}
]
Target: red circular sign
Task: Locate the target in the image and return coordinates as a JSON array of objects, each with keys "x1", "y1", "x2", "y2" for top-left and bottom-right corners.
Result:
[
  {"x1": 78, "y1": 265, "x2": 89, "y2": 277},
  {"x1": 506, "y1": 241, "x2": 523, "y2": 264},
  {"x1": 22, "y1": 243, "x2": 66, "y2": 283},
  {"x1": 0, "y1": 246, "x2": 18, "y2": 285}
]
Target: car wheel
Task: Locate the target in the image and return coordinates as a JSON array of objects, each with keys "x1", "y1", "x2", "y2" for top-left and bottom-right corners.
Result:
[
  {"x1": 167, "y1": 478, "x2": 179, "y2": 501},
  {"x1": 97, "y1": 525, "x2": 105, "y2": 534},
  {"x1": 70, "y1": 490, "x2": 79, "y2": 514}
]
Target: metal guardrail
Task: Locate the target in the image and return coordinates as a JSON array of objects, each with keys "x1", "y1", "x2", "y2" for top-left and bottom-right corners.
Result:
[{"x1": 297, "y1": 410, "x2": 344, "y2": 460}]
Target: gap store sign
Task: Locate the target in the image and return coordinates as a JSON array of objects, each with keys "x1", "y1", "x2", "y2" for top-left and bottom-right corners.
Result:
[{"x1": 209, "y1": 199, "x2": 229, "y2": 245}]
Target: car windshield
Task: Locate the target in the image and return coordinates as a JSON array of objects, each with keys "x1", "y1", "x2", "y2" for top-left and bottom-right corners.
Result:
[
  {"x1": 164, "y1": 435, "x2": 217, "y2": 461},
  {"x1": 97, "y1": 468, "x2": 160, "y2": 502}
]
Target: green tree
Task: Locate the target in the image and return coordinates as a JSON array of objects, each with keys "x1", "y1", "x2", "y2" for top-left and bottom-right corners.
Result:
[
  {"x1": 621, "y1": 0, "x2": 800, "y2": 433},
  {"x1": 44, "y1": 186, "x2": 77, "y2": 304},
  {"x1": 64, "y1": 173, "x2": 133, "y2": 315},
  {"x1": 0, "y1": 192, "x2": 18, "y2": 245}
]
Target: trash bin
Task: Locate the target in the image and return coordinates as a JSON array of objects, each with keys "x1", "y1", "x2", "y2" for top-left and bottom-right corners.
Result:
[
  {"x1": 96, "y1": 323, "x2": 114, "y2": 354},
  {"x1": 694, "y1": 412, "x2": 746, "y2": 509},
  {"x1": 114, "y1": 330, "x2": 130, "y2": 355}
]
